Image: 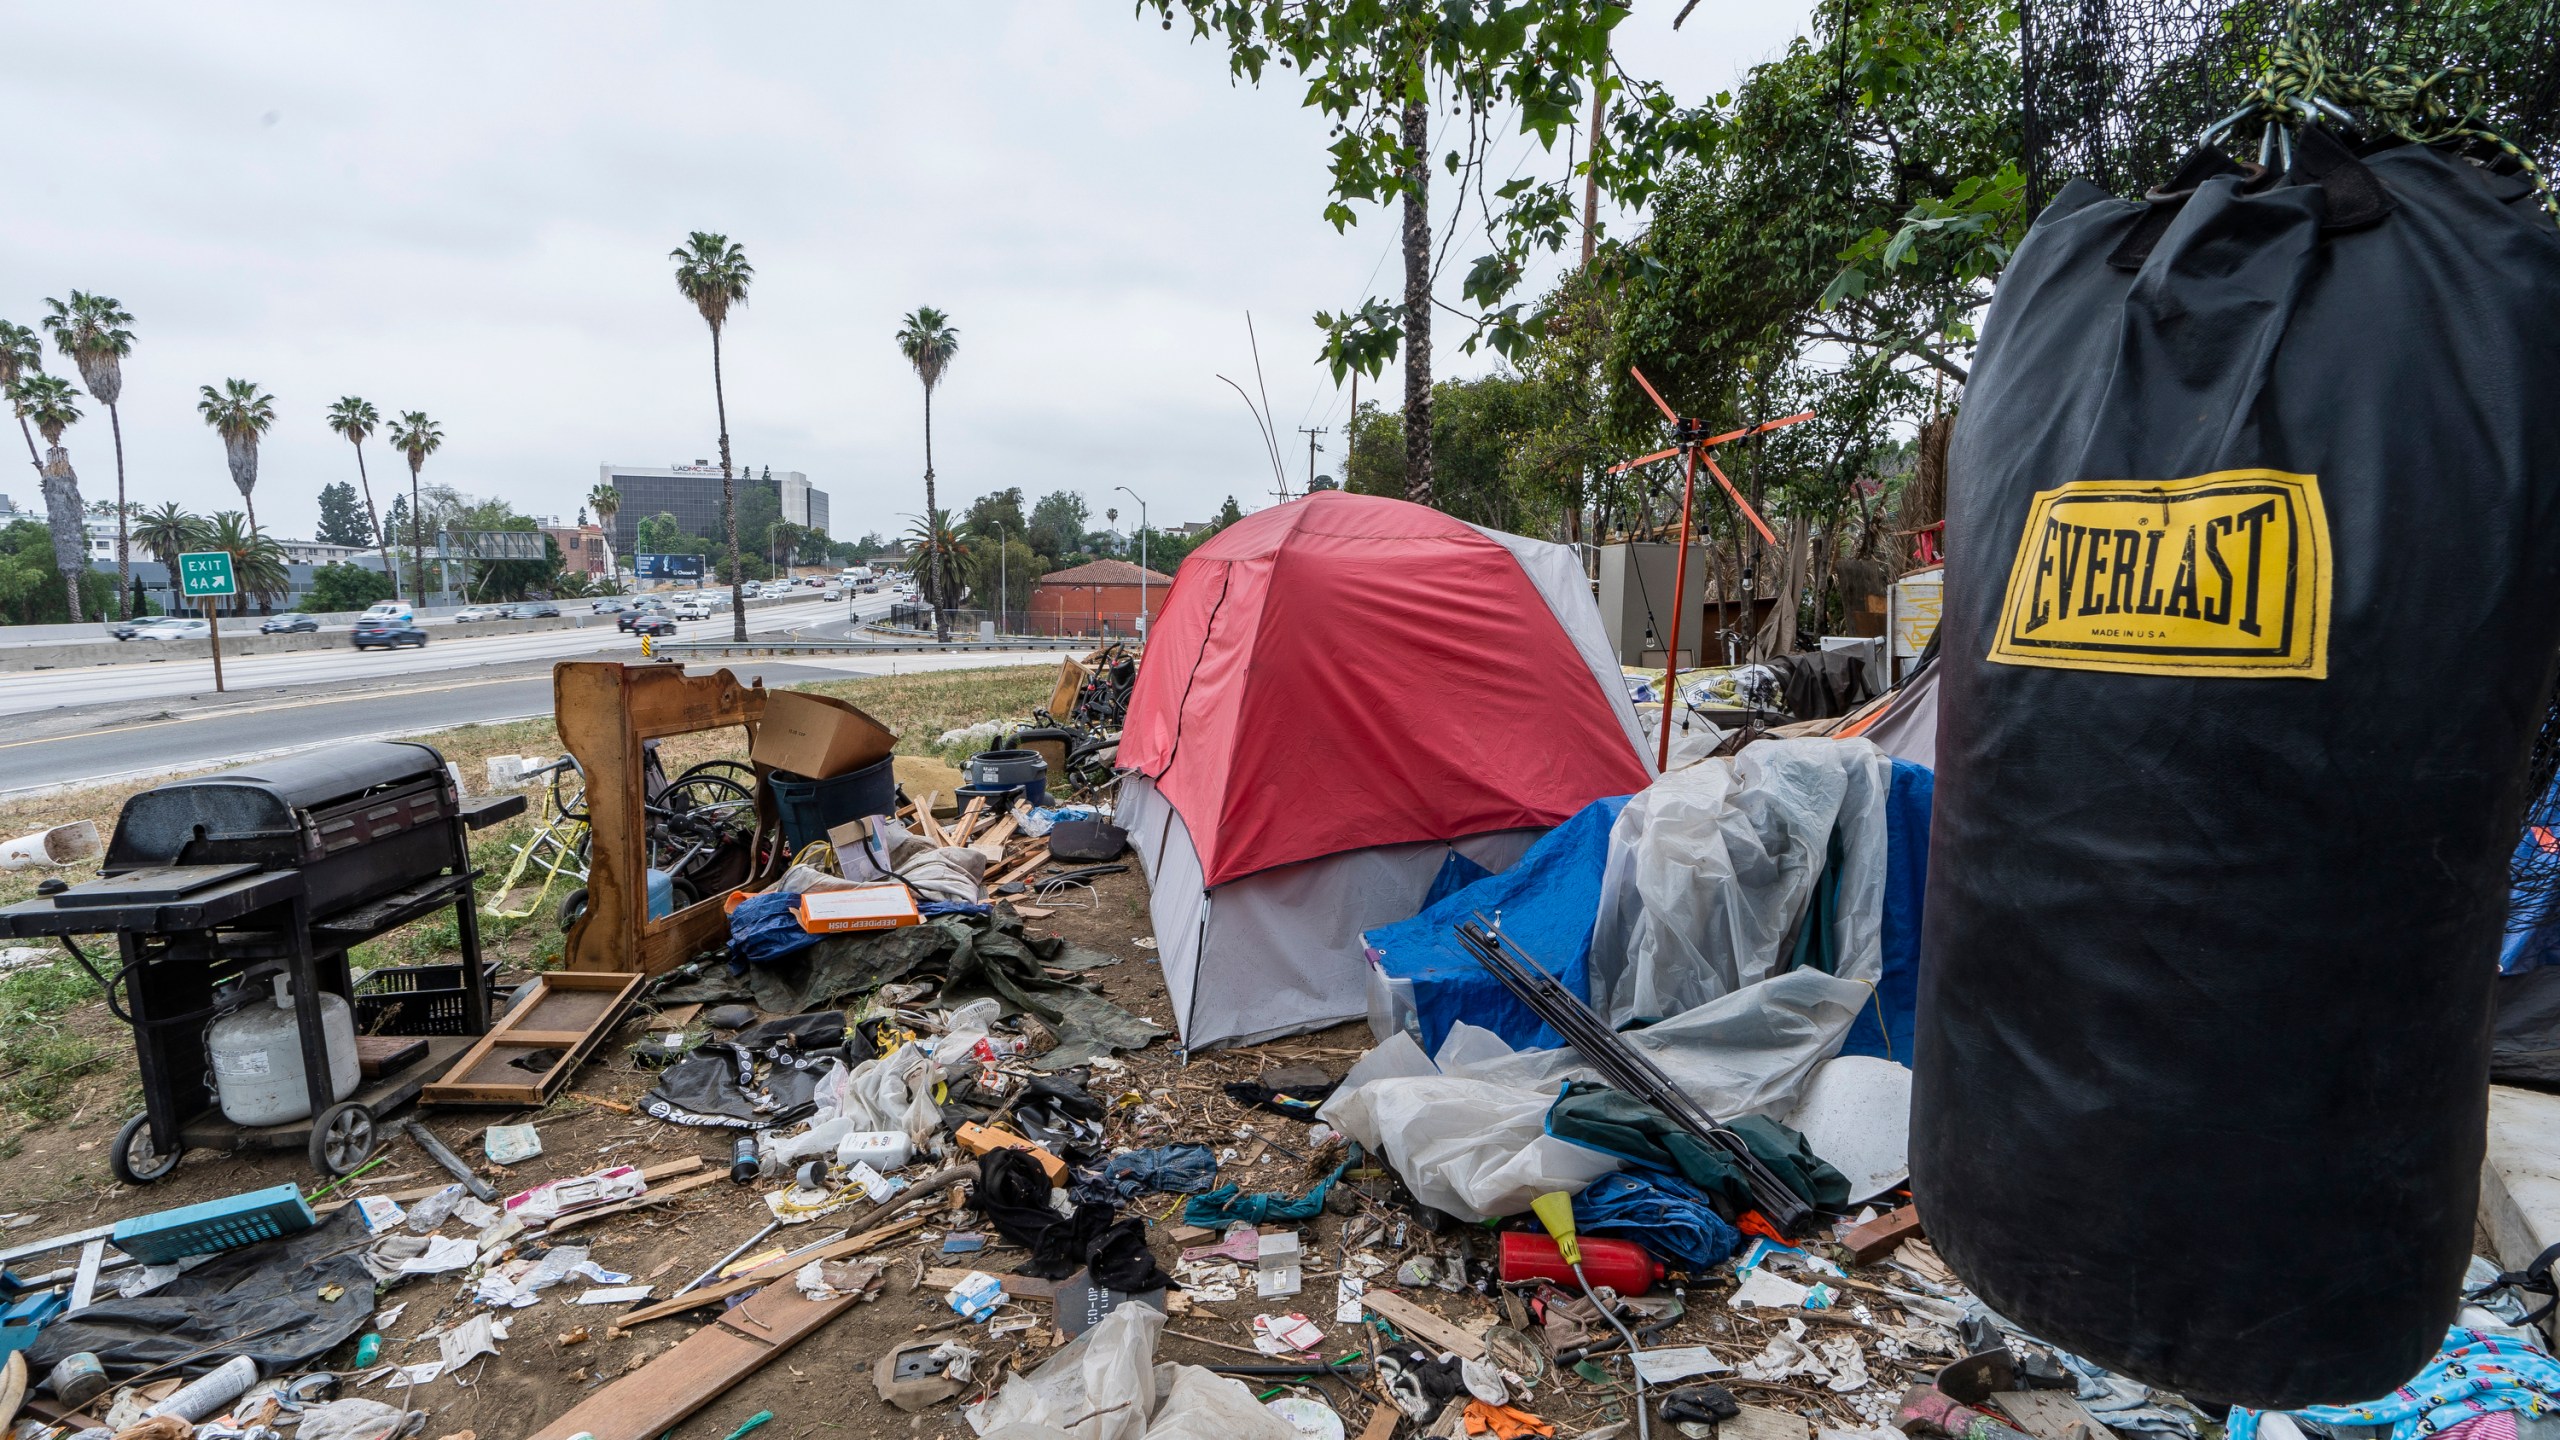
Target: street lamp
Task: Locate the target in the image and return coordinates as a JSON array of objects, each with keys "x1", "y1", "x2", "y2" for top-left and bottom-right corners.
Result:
[
  {"x1": 1115, "y1": 486, "x2": 1148, "y2": 640},
  {"x1": 995, "y1": 520, "x2": 1006, "y2": 638}
]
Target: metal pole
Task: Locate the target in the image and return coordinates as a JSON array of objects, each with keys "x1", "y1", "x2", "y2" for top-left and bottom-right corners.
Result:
[
  {"x1": 997, "y1": 521, "x2": 1005, "y2": 636},
  {"x1": 1656, "y1": 448, "x2": 1700, "y2": 771},
  {"x1": 1117, "y1": 486, "x2": 1147, "y2": 639},
  {"x1": 204, "y1": 597, "x2": 225, "y2": 694}
]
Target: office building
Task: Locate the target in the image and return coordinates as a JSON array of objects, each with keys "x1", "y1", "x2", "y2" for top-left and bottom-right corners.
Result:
[{"x1": 601, "y1": 462, "x2": 830, "y2": 558}]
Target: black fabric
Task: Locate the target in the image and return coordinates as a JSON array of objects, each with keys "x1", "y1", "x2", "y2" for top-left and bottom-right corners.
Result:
[
  {"x1": 1012, "y1": 1076, "x2": 1107, "y2": 1163},
  {"x1": 2496, "y1": 965, "x2": 2560, "y2": 1086},
  {"x1": 737, "y1": 1011, "x2": 846, "y2": 1055},
  {"x1": 1777, "y1": 649, "x2": 1878, "y2": 721},
  {"x1": 967, "y1": 1149, "x2": 1175, "y2": 1291},
  {"x1": 30, "y1": 1205, "x2": 375, "y2": 1377},
  {"x1": 1915, "y1": 142, "x2": 2560, "y2": 1408},
  {"x1": 967, "y1": 1147, "x2": 1063, "y2": 1250},
  {"x1": 1223, "y1": 1079, "x2": 1338, "y2": 1119},
  {"x1": 637, "y1": 1043, "x2": 821, "y2": 1130}
]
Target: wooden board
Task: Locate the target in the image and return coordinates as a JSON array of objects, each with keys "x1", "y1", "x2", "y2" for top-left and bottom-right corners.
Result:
[
  {"x1": 1360, "y1": 1288, "x2": 1493, "y2": 1359},
  {"x1": 540, "y1": 1170, "x2": 725, "y2": 1235},
  {"x1": 609, "y1": 1212, "x2": 931, "y2": 1333},
  {"x1": 1844, "y1": 1203, "x2": 1924, "y2": 1264},
  {"x1": 354, "y1": 1036, "x2": 428, "y2": 1080},
  {"x1": 1719, "y1": 1404, "x2": 1812, "y2": 1440},
  {"x1": 526, "y1": 1280, "x2": 856, "y2": 1440},
  {"x1": 422, "y1": 969, "x2": 644, "y2": 1106},
  {"x1": 1991, "y1": 1391, "x2": 2111, "y2": 1440}
]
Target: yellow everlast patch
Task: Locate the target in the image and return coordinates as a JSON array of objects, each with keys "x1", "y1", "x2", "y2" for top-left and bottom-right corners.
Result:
[{"x1": 1988, "y1": 468, "x2": 2330, "y2": 679}]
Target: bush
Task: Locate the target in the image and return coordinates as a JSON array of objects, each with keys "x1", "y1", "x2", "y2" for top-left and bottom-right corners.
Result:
[{"x1": 305, "y1": 562, "x2": 394, "y2": 613}]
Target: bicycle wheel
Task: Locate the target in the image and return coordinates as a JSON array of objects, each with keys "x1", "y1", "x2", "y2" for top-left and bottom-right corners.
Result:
[
  {"x1": 550, "y1": 756, "x2": 589, "y2": 823},
  {"x1": 648, "y1": 773, "x2": 757, "y2": 876}
]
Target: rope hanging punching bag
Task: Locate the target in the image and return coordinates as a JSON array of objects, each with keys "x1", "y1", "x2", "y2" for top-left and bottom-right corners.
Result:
[{"x1": 1912, "y1": 126, "x2": 2560, "y2": 1407}]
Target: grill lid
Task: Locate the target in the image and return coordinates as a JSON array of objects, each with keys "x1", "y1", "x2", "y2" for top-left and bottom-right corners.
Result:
[{"x1": 104, "y1": 741, "x2": 448, "y2": 872}]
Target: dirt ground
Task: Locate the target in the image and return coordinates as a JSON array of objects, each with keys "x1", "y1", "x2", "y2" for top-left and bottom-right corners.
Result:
[{"x1": 2, "y1": 856, "x2": 1960, "y2": 1440}]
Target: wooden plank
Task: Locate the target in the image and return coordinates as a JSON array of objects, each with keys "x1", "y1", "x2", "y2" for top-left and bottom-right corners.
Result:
[
  {"x1": 1844, "y1": 1203, "x2": 1924, "y2": 1265},
  {"x1": 1991, "y1": 1392, "x2": 2111, "y2": 1440},
  {"x1": 990, "y1": 849, "x2": 1051, "y2": 888},
  {"x1": 527, "y1": 1280, "x2": 857, "y2": 1440},
  {"x1": 422, "y1": 969, "x2": 644, "y2": 1107},
  {"x1": 1721, "y1": 1403, "x2": 1812, "y2": 1440},
  {"x1": 912, "y1": 796, "x2": 950, "y2": 847},
  {"x1": 321, "y1": 1156, "x2": 703, "y2": 1214},
  {"x1": 951, "y1": 796, "x2": 986, "y2": 846},
  {"x1": 608, "y1": 1212, "x2": 933, "y2": 1333},
  {"x1": 1361, "y1": 1289, "x2": 1493, "y2": 1359}
]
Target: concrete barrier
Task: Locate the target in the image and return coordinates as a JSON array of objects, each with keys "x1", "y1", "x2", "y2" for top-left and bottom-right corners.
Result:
[{"x1": 0, "y1": 613, "x2": 609, "y2": 672}]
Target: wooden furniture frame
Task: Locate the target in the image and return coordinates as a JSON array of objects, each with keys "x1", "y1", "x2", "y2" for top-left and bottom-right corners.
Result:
[{"x1": 556, "y1": 662, "x2": 786, "y2": 976}]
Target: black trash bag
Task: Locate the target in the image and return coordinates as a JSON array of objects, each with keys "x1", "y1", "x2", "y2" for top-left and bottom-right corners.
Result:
[
  {"x1": 1914, "y1": 133, "x2": 2560, "y2": 1408},
  {"x1": 30, "y1": 1205, "x2": 375, "y2": 1378},
  {"x1": 969, "y1": 1147, "x2": 1065, "y2": 1251},
  {"x1": 638, "y1": 1043, "x2": 822, "y2": 1130}
]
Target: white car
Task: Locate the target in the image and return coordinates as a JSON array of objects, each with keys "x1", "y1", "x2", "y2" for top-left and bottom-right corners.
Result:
[
  {"x1": 451, "y1": 604, "x2": 505, "y2": 623},
  {"x1": 672, "y1": 600, "x2": 712, "y2": 621},
  {"x1": 137, "y1": 617, "x2": 212, "y2": 641},
  {"x1": 360, "y1": 601, "x2": 416, "y2": 625}
]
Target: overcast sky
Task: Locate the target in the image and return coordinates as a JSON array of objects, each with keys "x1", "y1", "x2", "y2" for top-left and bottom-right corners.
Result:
[{"x1": 0, "y1": 3, "x2": 1813, "y2": 544}]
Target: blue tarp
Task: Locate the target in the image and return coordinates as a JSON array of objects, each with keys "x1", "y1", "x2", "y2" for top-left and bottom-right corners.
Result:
[
  {"x1": 2504, "y1": 767, "x2": 2560, "y2": 974},
  {"x1": 1840, "y1": 758, "x2": 1930, "y2": 1064},
  {"x1": 1363, "y1": 795, "x2": 1632, "y2": 1054}
]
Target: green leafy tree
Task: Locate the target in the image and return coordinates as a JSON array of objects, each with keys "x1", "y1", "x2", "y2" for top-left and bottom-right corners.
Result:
[
  {"x1": 1141, "y1": 1, "x2": 1721, "y2": 504},
  {"x1": 962, "y1": 487, "x2": 1026, "y2": 540},
  {"x1": 315, "y1": 481, "x2": 376, "y2": 547},
  {"x1": 587, "y1": 481, "x2": 622, "y2": 570},
  {"x1": 305, "y1": 561, "x2": 394, "y2": 613},
  {"x1": 669, "y1": 231, "x2": 755, "y2": 639},
  {"x1": 43, "y1": 293, "x2": 136, "y2": 616},
  {"x1": 133, "y1": 502, "x2": 208, "y2": 576},
  {"x1": 0, "y1": 322, "x2": 42, "y2": 473},
  {"x1": 961, "y1": 535, "x2": 1043, "y2": 619},
  {"x1": 326, "y1": 397, "x2": 399, "y2": 599},
  {"x1": 196, "y1": 378, "x2": 276, "y2": 535},
  {"x1": 636, "y1": 511, "x2": 683, "y2": 557},
  {"x1": 10, "y1": 373, "x2": 89, "y2": 621},
  {"x1": 386, "y1": 412, "x2": 443, "y2": 599},
  {"x1": 1028, "y1": 490, "x2": 1089, "y2": 559},
  {"x1": 894, "y1": 307, "x2": 960, "y2": 640},
  {"x1": 0, "y1": 519, "x2": 115, "y2": 624}
]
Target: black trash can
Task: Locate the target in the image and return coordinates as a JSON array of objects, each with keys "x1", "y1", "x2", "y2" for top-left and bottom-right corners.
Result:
[{"x1": 767, "y1": 754, "x2": 898, "y2": 854}]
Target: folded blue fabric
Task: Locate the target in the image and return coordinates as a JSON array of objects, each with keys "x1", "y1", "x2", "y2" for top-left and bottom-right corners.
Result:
[
  {"x1": 729, "y1": 891, "x2": 822, "y2": 965},
  {"x1": 1569, "y1": 1170, "x2": 1741, "y2": 1271}
]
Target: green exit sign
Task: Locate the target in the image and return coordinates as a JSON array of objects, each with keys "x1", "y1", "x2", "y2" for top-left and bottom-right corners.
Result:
[{"x1": 178, "y1": 550, "x2": 237, "y2": 598}]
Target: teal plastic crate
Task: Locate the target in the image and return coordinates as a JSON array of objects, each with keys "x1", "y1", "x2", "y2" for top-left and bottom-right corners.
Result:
[{"x1": 111, "y1": 1183, "x2": 315, "y2": 1264}]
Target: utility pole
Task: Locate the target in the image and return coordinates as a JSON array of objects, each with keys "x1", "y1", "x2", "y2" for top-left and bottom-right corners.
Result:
[
  {"x1": 1115, "y1": 486, "x2": 1148, "y2": 641},
  {"x1": 1297, "y1": 427, "x2": 1328, "y2": 497}
]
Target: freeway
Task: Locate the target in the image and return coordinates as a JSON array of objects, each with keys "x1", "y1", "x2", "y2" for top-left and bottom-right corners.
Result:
[{"x1": 0, "y1": 594, "x2": 1070, "y2": 795}]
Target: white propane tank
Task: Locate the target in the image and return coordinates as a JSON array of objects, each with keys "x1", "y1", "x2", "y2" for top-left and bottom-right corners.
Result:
[{"x1": 206, "y1": 974, "x2": 361, "y2": 1126}]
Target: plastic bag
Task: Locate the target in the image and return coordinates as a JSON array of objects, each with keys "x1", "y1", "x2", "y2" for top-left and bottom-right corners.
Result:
[
  {"x1": 966, "y1": 1301, "x2": 1164, "y2": 1440},
  {"x1": 1319, "y1": 1072, "x2": 1616, "y2": 1221},
  {"x1": 1144, "y1": 1365, "x2": 1302, "y2": 1440},
  {"x1": 1588, "y1": 739, "x2": 1889, "y2": 1025}
]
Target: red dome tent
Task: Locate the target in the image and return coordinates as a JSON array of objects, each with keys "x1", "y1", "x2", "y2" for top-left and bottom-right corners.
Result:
[{"x1": 1118, "y1": 490, "x2": 1653, "y2": 1048}]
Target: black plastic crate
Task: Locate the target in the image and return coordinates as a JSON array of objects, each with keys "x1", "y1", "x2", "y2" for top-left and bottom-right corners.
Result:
[{"x1": 354, "y1": 961, "x2": 499, "y2": 1036}]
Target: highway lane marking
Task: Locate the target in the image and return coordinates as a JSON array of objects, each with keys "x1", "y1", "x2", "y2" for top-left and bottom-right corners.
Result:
[{"x1": 0, "y1": 671, "x2": 552, "y2": 751}]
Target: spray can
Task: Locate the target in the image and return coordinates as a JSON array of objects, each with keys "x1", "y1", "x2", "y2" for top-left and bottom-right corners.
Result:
[{"x1": 731, "y1": 1136, "x2": 758, "y2": 1184}]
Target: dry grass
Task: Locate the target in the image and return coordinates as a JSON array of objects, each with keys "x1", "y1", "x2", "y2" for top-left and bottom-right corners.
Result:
[{"x1": 0, "y1": 664, "x2": 1063, "y2": 1132}]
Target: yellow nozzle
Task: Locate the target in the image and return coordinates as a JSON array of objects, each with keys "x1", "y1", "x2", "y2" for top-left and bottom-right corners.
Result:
[{"x1": 1531, "y1": 1191, "x2": 1582, "y2": 1266}]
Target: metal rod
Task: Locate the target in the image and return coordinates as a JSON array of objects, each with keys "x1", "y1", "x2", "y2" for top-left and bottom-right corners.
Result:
[
  {"x1": 677, "y1": 1219, "x2": 784, "y2": 1299},
  {"x1": 1657, "y1": 445, "x2": 1701, "y2": 772},
  {"x1": 402, "y1": 1120, "x2": 495, "y2": 1203}
]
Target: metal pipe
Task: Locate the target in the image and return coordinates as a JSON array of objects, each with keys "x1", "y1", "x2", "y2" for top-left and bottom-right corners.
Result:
[{"x1": 402, "y1": 1119, "x2": 495, "y2": 1202}]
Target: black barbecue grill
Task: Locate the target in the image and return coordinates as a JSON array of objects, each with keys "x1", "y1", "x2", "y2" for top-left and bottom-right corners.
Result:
[{"x1": 0, "y1": 741, "x2": 524, "y2": 1181}]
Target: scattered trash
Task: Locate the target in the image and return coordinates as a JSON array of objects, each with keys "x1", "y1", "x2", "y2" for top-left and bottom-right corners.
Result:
[
  {"x1": 1252, "y1": 1313, "x2": 1324, "y2": 1355},
  {"x1": 483, "y1": 1125, "x2": 543, "y2": 1165},
  {"x1": 947, "y1": 1271, "x2": 1005, "y2": 1323}
]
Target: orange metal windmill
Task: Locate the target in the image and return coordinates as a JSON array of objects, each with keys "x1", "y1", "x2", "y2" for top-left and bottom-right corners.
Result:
[{"x1": 1608, "y1": 367, "x2": 1813, "y2": 769}]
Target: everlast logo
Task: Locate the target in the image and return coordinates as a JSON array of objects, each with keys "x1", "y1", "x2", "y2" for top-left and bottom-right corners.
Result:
[{"x1": 1989, "y1": 469, "x2": 2330, "y2": 678}]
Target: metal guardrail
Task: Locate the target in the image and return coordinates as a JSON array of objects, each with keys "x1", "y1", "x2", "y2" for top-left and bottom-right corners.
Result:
[{"x1": 644, "y1": 636, "x2": 1087, "y2": 660}]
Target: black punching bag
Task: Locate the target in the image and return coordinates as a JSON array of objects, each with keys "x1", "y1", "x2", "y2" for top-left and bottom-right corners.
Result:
[{"x1": 1913, "y1": 134, "x2": 2560, "y2": 1407}]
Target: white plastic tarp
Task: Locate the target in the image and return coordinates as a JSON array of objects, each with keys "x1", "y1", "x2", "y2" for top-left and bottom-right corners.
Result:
[
  {"x1": 969, "y1": 1302, "x2": 1299, "y2": 1440},
  {"x1": 1587, "y1": 738, "x2": 1892, "y2": 1025},
  {"x1": 1320, "y1": 967, "x2": 1871, "y2": 1221}
]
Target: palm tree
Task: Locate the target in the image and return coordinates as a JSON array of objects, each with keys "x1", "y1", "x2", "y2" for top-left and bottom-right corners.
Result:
[
  {"x1": 0, "y1": 322, "x2": 42, "y2": 474},
  {"x1": 387, "y1": 411, "x2": 443, "y2": 601},
  {"x1": 196, "y1": 379, "x2": 277, "y2": 535},
  {"x1": 43, "y1": 293, "x2": 137, "y2": 618},
  {"x1": 669, "y1": 232, "x2": 754, "y2": 640},
  {"x1": 10, "y1": 374, "x2": 89, "y2": 622},
  {"x1": 326, "y1": 396, "x2": 399, "y2": 602},
  {"x1": 134, "y1": 503, "x2": 209, "y2": 610},
  {"x1": 206, "y1": 510, "x2": 287, "y2": 617},
  {"x1": 586, "y1": 480, "x2": 622, "y2": 574},
  {"x1": 903, "y1": 509, "x2": 965, "y2": 614},
  {"x1": 895, "y1": 307, "x2": 960, "y2": 641}
]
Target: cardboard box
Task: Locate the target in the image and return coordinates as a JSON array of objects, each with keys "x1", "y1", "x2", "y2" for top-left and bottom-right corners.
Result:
[
  {"x1": 955, "y1": 1122, "x2": 1069, "y2": 1187},
  {"x1": 753, "y1": 690, "x2": 897, "y2": 780},
  {"x1": 795, "y1": 883, "x2": 920, "y2": 934}
]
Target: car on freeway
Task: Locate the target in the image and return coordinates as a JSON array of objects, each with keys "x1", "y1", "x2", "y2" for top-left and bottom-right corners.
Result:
[
  {"x1": 110, "y1": 616, "x2": 189, "y2": 640},
  {"x1": 132, "y1": 617, "x2": 213, "y2": 642},
  {"x1": 352, "y1": 616, "x2": 428, "y2": 650},
  {"x1": 452, "y1": 604, "x2": 506, "y2": 623},
  {"x1": 259, "y1": 613, "x2": 320, "y2": 634},
  {"x1": 671, "y1": 599, "x2": 713, "y2": 621},
  {"x1": 616, "y1": 601, "x2": 667, "y2": 632},
  {"x1": 591, "y1": 599, "x2": 625, "y2": 614},
  {"x1": 628, "y1": 613, "x2": 678, "y2": 638},
  {"x1": 821, "y1": 586, "x2": 842, "y2": 601},
  {"x1": 359, "y1": 600, "x2": 416, "y2": 625},
  {"x1": 516, "y1": 601, "x2": 562, "y2": 618}
]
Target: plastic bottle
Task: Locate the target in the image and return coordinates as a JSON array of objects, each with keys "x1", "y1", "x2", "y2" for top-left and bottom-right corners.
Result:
[
  {"x1": 731, "y1": 1136, "x2": 759, "y2": 1184},
  {"x1": 145, "y1": 1356, "x2": 259, "y2": 1421},
  {"x1": 1496, "y1": 1232, "x2": 1665, "y2": 1295},
  {"x1": 353, "y1": 1334, "x2": 381, "y2": 1368}
]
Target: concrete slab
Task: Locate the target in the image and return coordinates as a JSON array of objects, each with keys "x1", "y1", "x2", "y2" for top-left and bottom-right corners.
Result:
[{"x1": 2480, "y1": 1085, "x2": 2560, "y2": 1271}]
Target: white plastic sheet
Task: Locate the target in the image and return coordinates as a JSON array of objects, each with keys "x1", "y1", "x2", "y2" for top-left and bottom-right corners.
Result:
[
  {"x1": 1142, "y1": 1365, "x2": 1302, "y2": 1440},
  {"x1": 1587, "y1": 738, "x2": 1891, "y2": 1024},
  {"x1": 1319, "y1": 1070, "x2": 1620, "y2": 1221},
  {"x1": 970, "y1": 1303, "x2": 1164, "y2": 1440}
]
